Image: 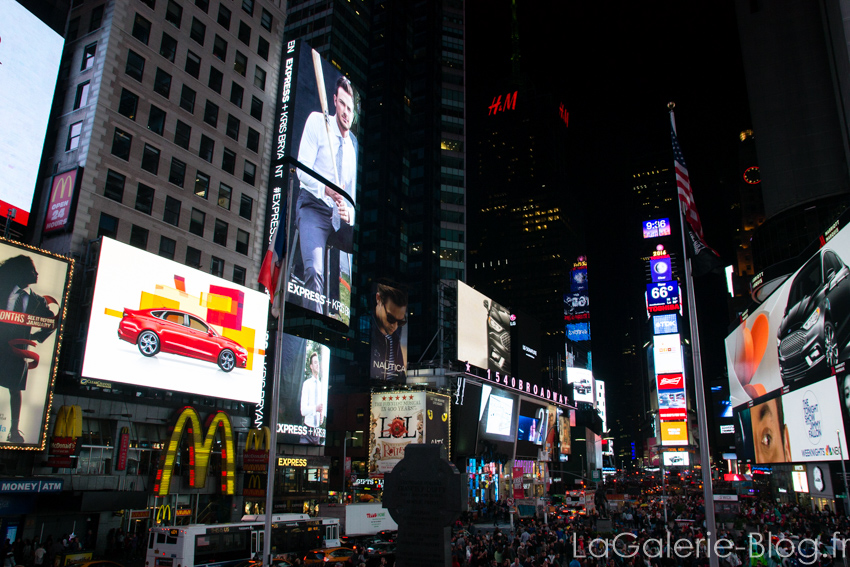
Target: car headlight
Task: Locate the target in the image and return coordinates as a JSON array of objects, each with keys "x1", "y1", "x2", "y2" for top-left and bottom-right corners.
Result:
[
  {"x1": 803, "y1": 307, "x2": 821, "y2": 331},
  {"x1": 236, "y1": 346, "x2": 247, "y2": 354},
  {"x1": 488, "y1": 316, "x2": 504, "y2": 333}
]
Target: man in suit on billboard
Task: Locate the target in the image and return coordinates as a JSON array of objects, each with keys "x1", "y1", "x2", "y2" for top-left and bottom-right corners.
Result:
[
  {"x1": 0, "y1": 255, "x2": 56, "y2": 443},
  {"x1": 370, "y1": 283, "x2": 407, "y2": 381}
]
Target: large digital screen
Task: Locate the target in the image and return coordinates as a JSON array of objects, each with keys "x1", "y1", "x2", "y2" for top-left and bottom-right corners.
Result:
[
  {"x1": 657, "y1": 373, "x2": 687, "y2": 421},
  {"x1": 662, "y1": 451, "x2": 690, "y2": 466},
  {"x1": 478, "y1": 384, "x2": 518, "y2": 443},
  {"x1": 725, "y1": 218, "x2": 850, "y2": 407},
  {"x1": 650, "y1": 256, "x2": 673, "y2": 283},
  {"x1": 564, "y1": 292, "x2": 589, "y2": 322},
  {"x1": 81, "y1": 238, "x2": 269, "y2": 403},
  {"x1": 570, "y1": 267, "x2": 588, "y2": 293},
  {"x1": 369, "y1": 391, "x2": 425, "y2": 474},
  {"x1": 653, "y1": 314, "x2": 679, "y2": 335},
  {"x1": 643, "y1": 218, "x2": 672, "y2": 239},
  {"x1": 262, "y1": 40, "x2": 361, "y2": 330},
  {"x1": 646, "y1": 282, "x2": 680, "y2": 313},
  {"x1": 0, "y1": 0, "x2": 64, "y2": 226},
  {"x1": 516, "y1": 401, "x2": 546, "y2": 445},
  {"x1": 276, "y1": 334, "x2": 330, "y2": 445},
  {"x1": 653, "y1": 334, "x2": 683, "y2": 374},
  {"x1": 557, "y1": 407, "x2": 571, "y2": 460},
  {"x1": 369, "y1": 280, "x2": 408, "y2": 381},
  {"x1": 566, "y1": 322, "x2": 591, "y2": 341},
  {"x1": 511, "y1": 309, "x2": 541, "y2": 387},
  {"x1": 0, "y1": 240, "x2": 72, "y2": 449},
  {"x1": 457, "y1": 281, "x2": 511, "y2": 374},
  {"x1": 660, "y1": 421, "x2": 688, "y2": 446},
  {"x1": 567, "y1": 367, "x2": 595, "y2": 404}
]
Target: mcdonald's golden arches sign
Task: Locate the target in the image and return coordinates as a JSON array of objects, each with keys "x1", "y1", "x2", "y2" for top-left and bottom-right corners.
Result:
[
  {"x1": 243, "y1": 427, "x2": 270, "y2": 472},
  {"x1": 44, "y1": 169, "x2": 77, "y2": 234}
]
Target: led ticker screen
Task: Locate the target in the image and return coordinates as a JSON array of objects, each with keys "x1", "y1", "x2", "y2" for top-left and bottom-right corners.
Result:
[
  {"x1": 643, "y1": 218, "x2": 672, "y2": 239},
  {"x1": 650, "y1": 256, "x2": 673, "y2": 283},
  {"x1": 566, "y1": 322, "x2": 590, "y2": 341},
  {"x1": 653, "y1": 314, "x2": 679, "y2": 335},
  {"x1": 646, "y1": 281, "x2": 680, "y2": 313}
]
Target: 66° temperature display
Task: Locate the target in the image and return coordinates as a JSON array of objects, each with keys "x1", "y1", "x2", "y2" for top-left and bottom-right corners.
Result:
[{"x1": 646, "y1": 281, "x2": 680, "y2": 313}]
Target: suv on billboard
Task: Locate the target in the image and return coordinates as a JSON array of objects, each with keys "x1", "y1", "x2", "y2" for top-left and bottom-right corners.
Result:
[
  {"x1": 484, "y1": 299, "x2": 511, "y2": 373},
  {"x1": 777, "y1": 249, "x2": 850, "y2": 384}
]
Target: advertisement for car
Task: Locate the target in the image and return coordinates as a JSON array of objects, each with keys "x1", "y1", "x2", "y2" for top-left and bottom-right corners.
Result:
[
  {"x1": 0, "y1": 240, "x2": 71, "y2": 449},
  {"x1": 456, "y1": 281, "x2": 512, "y2": 374},
  {"x1": 81, "y1": 238, "x2": 268, "y2": 403},
  {"x1": 726, "y1": 219, "x2": 850, "y2": 408}
]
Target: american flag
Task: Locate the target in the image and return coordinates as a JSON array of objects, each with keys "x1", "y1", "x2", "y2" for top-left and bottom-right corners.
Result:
[{"x1": 671, "y1": 125, "x2": 706, "y2": 242}]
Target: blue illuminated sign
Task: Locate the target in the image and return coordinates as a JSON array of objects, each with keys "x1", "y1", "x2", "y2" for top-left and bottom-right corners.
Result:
[
  {"x1": 646, "y1": 282, "x2": 680, "y2": 313},
  {"x1": 643, "y1": 218, "x2": 671, "y2": 239},
  {"x1": 653, "y1": 314, "x2": 679, "y2": 335},
  {"x1": 650, "y1": 256, "x2": 673, "y2": 282}
]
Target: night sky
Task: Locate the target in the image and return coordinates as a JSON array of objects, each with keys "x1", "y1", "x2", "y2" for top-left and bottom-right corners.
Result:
[{"x1": 466, "y1": 1, "x2": 752, "y2": 436}]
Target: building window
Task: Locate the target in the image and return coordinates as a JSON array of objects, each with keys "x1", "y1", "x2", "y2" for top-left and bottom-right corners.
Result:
[
  {"x1": 204, "y1": 100, "x2": 219, "y2": 127},
  {"x1": 213, "y1": 35, "x2": 227, "y2": 61},
  {"x1": 194, "y1": 171, "x2": 210, "y2": 198},
  {"x1": 225, "y1": 115, "x2": 240, "y2": 141},
  {"x1": 89, "y1": 5, "x2": 104, "y2": 32},
  {"x1": 159, "y1": 236, "x2": 176, "y2": 260},
  {"x1": 217, "y1": 4, "x2": 231, "y2": 29},
  {"x1": 164, "y1": 196, "x2": 181, "y2": 226},
  {"x1": 180, "y1": 85, "x2": 196, "y2": 113},
  {"x1": 104, "y1": 170, "x2": 126, "y2": 202},
  {"x1": 230, "y1": 83, "x2": 243, "y2": 108},
  {"x1": 73, "y1": 81, "x2": 90, "y2": 109},
  {"x1": 154, "y1": 68, "x2": 172, "y2": 98},
  {"x1": 97, "y1": 213, "x2": 119, "y2": 239},
  {"x1": 66, "y1": 121, "x2": 83, "y2": 151},
  {"x1": 67, "y1": 17, "x2": 80, "y2": 41},
  {"x1": 133, "y1": 14, "x2": 152, "y2": 44},
  {"x1": 213, "y1": 219, "x2": 228, "y2": 246},
  {"x1": 165, "y1": 0, "x2": 183, "y2": 28},
  {"x1": 199, "y1": 135, "x2": 214, "y2": 163},
  {"x1": 125, "y1": 50, "x2": 145, "y2": 82},
  {"x1": 174, "y1": 120, "x2": 191, "y2": 149},
  {"x1": 81, "y1": 42, "x2": 97, "y2": 70},
  {"x1": 185, "y1": 50, "x2": 201, "y2": 78},
  {"x1": 243, "y1": 160, "x2": 256, "y2": 186},
  {"x1": 246, "y1": 127, "x2": 259, "y2": 153},
  {"x1": 232, "y1": 265, "x2": 246, "y2": 285},
  {"x1": 148, "y1": 105, "x2": 166, "y2": 135},
  {"x1": 241, "y1": 0, "x2": 253, "y2": 16},
  {"x1": 135, "y1": 183, "x2": 155, "y2": 214},
  {"x1": 253, "y1": 66, "x2": 266, "y2": 91},
  {"x1": 217, "y1": 183, "x2": 232, "y2": 209},
  {"x1": 169, "y1": 158, "x2": 186, "y2": 187},
  {"x1": 250, "y1": 96, "x2": 262, "y2": 120},
  {"x1": 234, "y1": 51, "x2": 247, "y2": 76},
  {"x1": 236, "y1": 228, "x2": 249, "y2": 255},
  {"x1": 130, "y1": 225, "x2": 149, "y2": 249},
  {"x1": 140, "y1": 0, "x2": 155, "y2": 8},
  {"x1": 261, "y1": 9, "x2": 274, "y2": 31},
  {"x1": 118, "y1": 89, "x2": 139, "y2": 120},
  {"x1": 239, "y1": 194, "x2": 253, "y2": 220},
  {"x1": 208, "y1": 66, "x2": 223, "y2": 93},
  {"x1": 186, "y1": 246, "x2": 202, "y2": 269},
  {"x1": 160, "y1": 33, "x2": 177, "y2": 62},
  {"x1": 190, "y1": 17, "x2": 206, "y2": 45},
  {"x1": 195, "y1": 0, "x2": 209, "y2": 12},
  {"x1": 238, "y1": 21, "x2": 251, "y2": 45},
  {"x1": 221, "y1": 148, "x2": 236, "y2": 174},
  {"x1": 141, "y1": 144, "x2": 160, "y2": 175},
  {"x1": 210, "y1": 256, "x2": 224, "y2": 277},
  {"x1": 257, "y1": 36, "x2": 269, "y2": 60},
  {"x1": 189, "y1": 209, "x2": 205, "y2": 236},
  {"x1": 111, "y1": 128, "x2": 132, "y2": 161}
]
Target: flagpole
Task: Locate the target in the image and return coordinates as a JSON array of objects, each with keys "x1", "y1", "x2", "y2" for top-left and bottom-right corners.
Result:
[
  {"x1": 263, "y1": 169, "x2": 295, "y2": 565},
  {"x1": 669, "y1": 102, "x2": 719, "y2": 567}
]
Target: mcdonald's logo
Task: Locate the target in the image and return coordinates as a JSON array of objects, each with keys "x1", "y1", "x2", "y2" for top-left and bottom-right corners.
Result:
[
  {"x1": 44, "y1": 169, "x2": 77, "y2": 234},
  {"x1": 51, "y1": 171, "x2": 76, "y2": 201},
  {"x1": 243, "y1": 427, "x2": 271, "y2": 471},
  {"x1": 156, "y1": 504, "x2": 172, "y2": 524},
  {"x1": 242, "y1": 473, "x2": 266, "y2": 499},
  {"x1": 54, "y1": 405, "x2": 82, "y2": 438},
  {"x1": 154, "y1": 407, "x2": 236, "y2": 497}
]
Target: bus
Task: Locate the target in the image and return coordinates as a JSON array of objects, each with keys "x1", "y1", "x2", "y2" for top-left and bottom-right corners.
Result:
[{"x1": 145, "y1": 514, "x2": 341, "y2": 567}]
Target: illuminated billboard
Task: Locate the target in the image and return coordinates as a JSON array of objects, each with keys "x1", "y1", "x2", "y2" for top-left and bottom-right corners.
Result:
[
  {"x1": 653, "y1": 314, "x2": 678, "y2": 336},
  {"x1": 276, "y1": 334, "x2": 330, "y2": 445},
  {"x1": 567, "y1": 367, "x2": 594, "y2": 404},
  {"x1": 662, "y1": 451, "x2": 690, "y2": 466},
  {"x1": 81, "y1": 238, "x2": 268, "y2": 403},
  {"x1": 660, "y1": 421, "x2": 688, "y2": 446},
  {"x1": 0, "y1": 0, "x2": 64, "y2": 226},
  {"x1": 457, "y1": 281, "x2": 511, "y2": 374},
  {"x1": 650, "y1": 256, "x2": 673, "y2": 283},
  {"x1": 725, "y1": 218, "x2": 850, "y2": 407},
  {"x1": 369, "y1": 281, "x2": 408, "y2": 381},
  {"x1": 643, "y1": 218, "x2": 671, "y2": 239},
  {"x1": 557, "y1": 407, "x2": 571, "y2": 460},
  {"x1": 564, "y1": 292, "x2": 589, "y2": 322},
  {"x1": 653, "y1": 334, "x2": 683, "y2": 374},
  {"x1": 657, "y1": 373, "x2": 687, "y2": 421},
  {"x1": 566, "y1": 322, "x2": 591, "y2": 341},
  {"x1": 646, "y1": 282, "x2": 680, "y2": 314},
  {"x1": 0, "y1": 240, "x2": 72, "y2": 449},
  {"x1": 478, "y1": 384, "x2": 518, "y2": 443}
]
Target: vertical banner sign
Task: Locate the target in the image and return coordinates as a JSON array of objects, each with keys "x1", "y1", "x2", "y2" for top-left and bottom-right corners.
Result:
[
  {"x1": 46, "y1": 404, "x2": 81, "y2": 467},
  {"x1": 116, "y1": 427, "x2": 130, "y2": 471},
  {"x1": 43, "y1": 169, "x2": 78, "y2": 234},
  {"x1": 512, "y1": 466, "x2": 524, "y2": 499}
]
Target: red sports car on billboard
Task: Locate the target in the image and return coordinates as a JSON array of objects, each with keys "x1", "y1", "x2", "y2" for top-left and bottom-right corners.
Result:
[{"x1": 117, "y1": 308, "x2": 248, "y2": 372}]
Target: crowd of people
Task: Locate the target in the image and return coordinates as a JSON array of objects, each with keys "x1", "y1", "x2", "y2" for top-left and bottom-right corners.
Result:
[{"x1": 0, "y1": 528, "x2": 145, "y2": 567}]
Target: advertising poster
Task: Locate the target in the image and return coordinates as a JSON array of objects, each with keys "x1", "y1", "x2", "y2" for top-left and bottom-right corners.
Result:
[
  {"x1": 369, "y1": 281, "x2": 408, "y2": 381},
  {"x1": 557, "y1": 408, "x2": 572, "y2": 459},
  {"x1": 726, "y1": 219, "x2": 850, "y2": 408},
  {"x1": 81, "y1": 238, "x2": 268, "y2": 403},
  {"x1": 0, "y1": 240, "x2": 71, "y2": 449},
  {"x1": 656, "y1": 373, "x2": 687, "y2": 421},
  {"x1": 0, "y1": 0, "x2": 64, "y2": 225},
  {"x1": 425, "y1": 392, "x2": 450, "y2": 453},
  {"x1": 782, "y1": 378, "x2": 848, "y2": 463},
  {"x1": 567, "y1": 367, "x2": 594, "y2": 404},
  {"x1": 564, "y1": 292, "x2": 589, "y2": 322},
  {"x1": 662, "y1": 451, "x2": 690, "y2": 466},
  {"x1": 660, "y1": 421, "x2": 688, "y2": 446},
  {"x1": 369, "y1": 391, "x2": 425, "y2": 474},
  {"x1": 652, "y1": 314, "x2": 678, "y2": 336},
  {"x1": 653, "y1": 334, "x2": 683, "y2": 375},
  {"x1": 456, "y1": 281, "x2": 511, "y2": 374},
  {"x1": 276, "y1": 333, "x2": 330, "y2": 445},
  {"x1": 566, "y1": 322, "x2": 590, "y2": 341}
]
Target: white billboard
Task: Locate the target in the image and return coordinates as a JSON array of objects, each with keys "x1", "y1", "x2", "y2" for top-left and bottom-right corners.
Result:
[
  {"x1": 653, "y1": 334, "x2": 683, "y2": 374},
  {"x1": 82, "y1": 239, "x2": 269, "y2": 402},
  {"x1": 0, "y1": 0, "x2": 64, "y2": 225},
  {"x1": 782, "y1": 378, "x2": 848, "y2": 462},
  {"x1": 567, "y1": 367, "x2": 594, "y2": 404}
]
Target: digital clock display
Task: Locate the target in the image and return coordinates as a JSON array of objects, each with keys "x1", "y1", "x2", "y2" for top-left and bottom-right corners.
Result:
[{"x1": 643, "y1": 218, "x2": 672, "y2": 239}]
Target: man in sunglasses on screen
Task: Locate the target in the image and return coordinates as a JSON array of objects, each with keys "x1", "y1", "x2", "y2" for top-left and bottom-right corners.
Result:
[{"x1": 370, "y1": 283, "x2": 408, "y2": 381}]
